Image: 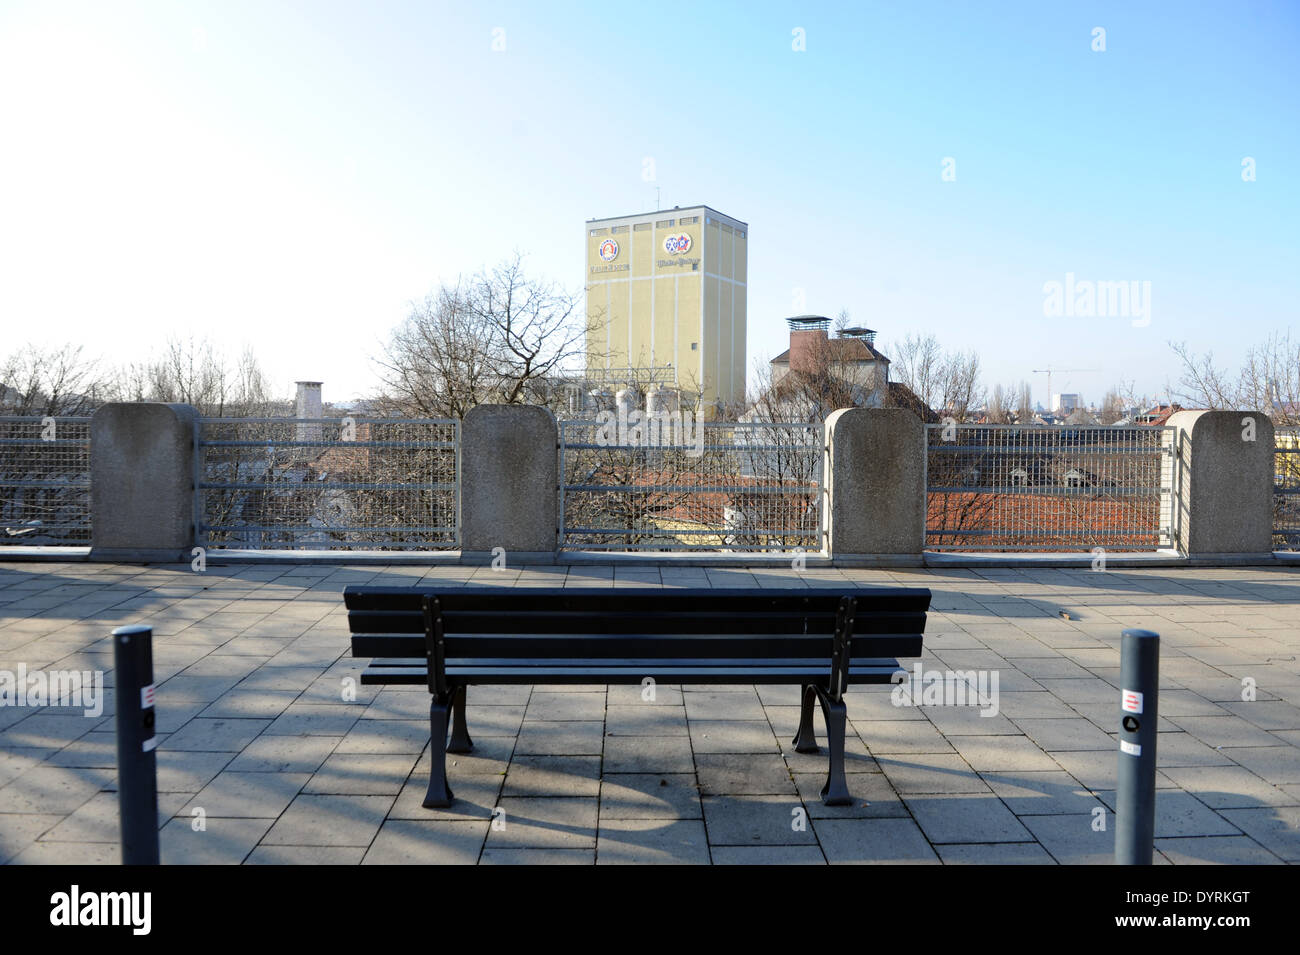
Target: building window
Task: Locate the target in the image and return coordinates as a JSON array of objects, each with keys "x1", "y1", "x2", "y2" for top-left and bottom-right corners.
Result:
[
  {"x1": 722, "y1": 224, "x2": 733, "y2": 234},
  {"x1": 656, "y1": 219, "x2": 674, "y2": 228},
  {"x1": 589, "y1": 228, "x2": 608, "y2": 236},
  {"x1": 633, "y1": 222, "x2": 650, "y2": 231},
  {"x1": 610, "y1": 225, "x2": 627, "y2": 234},
  {"x1": 678, "y1": 215, "x2": 699, "y2": 225},
  {"x1": 690, "y1": 342, "x2": 698, "y2": 351}
]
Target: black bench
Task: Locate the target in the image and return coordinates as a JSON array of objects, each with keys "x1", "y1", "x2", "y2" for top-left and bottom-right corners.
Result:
[{"x1": 343, "y1": 586, "x2": 931, "y2": 808}]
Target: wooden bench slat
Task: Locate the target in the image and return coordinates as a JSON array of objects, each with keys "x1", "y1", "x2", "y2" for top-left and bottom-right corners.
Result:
[{"x1": 350, "y1": 632, "x2": 924, "y2": 659}]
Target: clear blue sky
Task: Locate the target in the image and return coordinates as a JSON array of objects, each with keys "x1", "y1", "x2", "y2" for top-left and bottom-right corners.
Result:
[{"x1": 1, "y1": 0, "x2": 1295, "y2": 408}]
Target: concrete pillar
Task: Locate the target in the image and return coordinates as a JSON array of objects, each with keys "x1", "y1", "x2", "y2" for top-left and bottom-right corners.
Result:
[
  {"x1": 90, "y1": 403, "x2": 198, "y2": 561},
  {"x1": 460, "y1": 404, "x2": 557, "y2": 559},
  {"x1": 1167, "y1": 410, "x2": 1274, "y2": 556},
  {"x1": 824, "y1": 407, "x2": 926, "y2": 558}
]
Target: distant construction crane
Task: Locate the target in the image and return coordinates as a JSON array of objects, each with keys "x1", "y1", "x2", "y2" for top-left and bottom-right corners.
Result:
[{"x1": 1032, "y1": 367, "x2": 1098, "y2": 412}]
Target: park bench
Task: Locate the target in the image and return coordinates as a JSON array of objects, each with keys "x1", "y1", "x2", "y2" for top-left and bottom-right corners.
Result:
[{"x1": 343, "y1": 586, "x2": 931, "y2": 808}]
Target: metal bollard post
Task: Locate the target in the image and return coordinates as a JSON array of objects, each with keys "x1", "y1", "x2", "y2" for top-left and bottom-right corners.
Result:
[
  {"x1": 113, "y1": 624, "x2": 159, "y2": 865},
  {"x1": 1115, "y1": 628, "x2": 1159, "y2": 865}
]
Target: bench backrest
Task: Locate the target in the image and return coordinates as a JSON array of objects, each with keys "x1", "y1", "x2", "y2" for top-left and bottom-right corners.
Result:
[{"x1": 344, "y1": 586, "x2": 931, "y2": 662}]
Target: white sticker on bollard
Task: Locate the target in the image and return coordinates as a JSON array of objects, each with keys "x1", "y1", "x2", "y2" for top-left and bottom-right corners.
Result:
[
  {"x1": 1121, "y1": 690, "x2": 1142, "y2": 713},
  {"x1": 1120, "y1": 740, "x2": 1141, "y2": 756}
]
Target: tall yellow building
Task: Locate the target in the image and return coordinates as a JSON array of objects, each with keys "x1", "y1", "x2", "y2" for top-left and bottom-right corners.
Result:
[{"x1": 585, "y1": 205, "x2": 747, "y2": 411}]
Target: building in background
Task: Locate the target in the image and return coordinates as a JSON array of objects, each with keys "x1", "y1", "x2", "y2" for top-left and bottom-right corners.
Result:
[{"x1": 584, "y1": 205, "x2": 747, "y2": 412}]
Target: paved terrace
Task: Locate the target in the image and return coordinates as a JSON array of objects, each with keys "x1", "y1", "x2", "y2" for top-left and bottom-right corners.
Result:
[{"x1": 1, "y1": 560, "x2": 1298, "y2": 865}]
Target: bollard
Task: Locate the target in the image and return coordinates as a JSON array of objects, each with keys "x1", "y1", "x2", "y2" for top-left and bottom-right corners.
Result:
[
  {"x1": 1115, "y1": 628, "x2": 1159, "y2": 865},
  {"x1": 113, "y1": 624, "x2": 159, "y2": 865}
]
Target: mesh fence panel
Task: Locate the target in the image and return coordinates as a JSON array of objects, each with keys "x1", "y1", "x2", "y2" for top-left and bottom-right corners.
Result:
[
  {"x1": 1276, "y1": 428, "x2": 1300, "y2": 551},
  {"x1": 198, "y1": 417, "x2": 458, "y2": 550},
  {"x1": 926, "y1": 424, "x2": 1175, "y2": 551},
  {"x1": 560, "y1": 419, "x2": 822, "y2": 552},
  {"x1": 0, "y1": 417, "x2": 92, "y2": 545}
]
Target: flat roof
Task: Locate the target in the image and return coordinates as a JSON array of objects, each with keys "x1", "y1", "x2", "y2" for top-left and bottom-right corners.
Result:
[{"x1": 586, "y1": 205, "x2": 747, "y2": 229}]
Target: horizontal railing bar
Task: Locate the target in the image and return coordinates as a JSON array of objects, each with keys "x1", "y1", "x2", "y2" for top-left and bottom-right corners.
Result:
[
  {"x1": 928, "y1": 485, "x2": 1166, "y2": 495},
  {"x1": 198, "y1": 482, "x2": 455, "y2": 491},
  {"x1": 200, "y1": 524, "x2": 457, "y2": 533},
  {"x1": 200, "y1": 440, "x2": 456, "y2": 449},
  {"x1": 565, "y1": 485, "x2": 818, "y2": 494},
  {"x1": 927, "y1": 528, "x2": 1164, "y2": 538},
  {"x1": 199, "y1": 417, "x2": 458, "y2": 425},
  {"x1": 563, "y1": 443, "x2": 820, "y2": 452}
]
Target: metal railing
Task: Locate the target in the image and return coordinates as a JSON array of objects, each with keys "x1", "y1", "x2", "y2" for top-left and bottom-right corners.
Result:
[
  {"x1": 1275, "y1": 428, "x2": 1300, "y2": 551},
  {"x1": 0, "y1": 416, "x2": 92, "y2": 546},
  {"x1": 196, "y1": 417, "x2": 459, "y2": 550},
  {"x1": 559, "y1": 419, "x2": 823, "y2": 552},
  {"x1": 925, "y1": 424, "x2": 1176, "y2": 552}
]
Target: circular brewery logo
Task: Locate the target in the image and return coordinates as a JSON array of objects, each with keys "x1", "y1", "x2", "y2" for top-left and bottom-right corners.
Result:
[
  {"x1": 598, "y1": 238, "x2": 619, "y2": 261},
  {"x1": 663, "y1": 233, "x2": 692, "y2": 254}
]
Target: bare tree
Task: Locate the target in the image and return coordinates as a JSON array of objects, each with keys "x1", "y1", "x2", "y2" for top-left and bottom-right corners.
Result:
[
  {"x1": 887, "y1": 332, "x2": 984, "y2": 422},
  {"x1": 1098, "y1": 389, "x2": 1126, "y2": 424},
  {"x1": 113, "y1": 336, "x2": 275, "y2": 416},
  {"x1": 1015, "y1": 382, "x2": 1034, "y2": 424},
  {"x1": 374, "y1": 252, "x2": 595, "y2": 419},
  {"x1": 0, "y1": 343, "x2": 108, "y2": 416},
  {"x1": 987, "y1": 384, "x2": 1012, "y2": 424},
  {"x1": 1171, "y1": 333, "x2": 1300, "y2": 424}
]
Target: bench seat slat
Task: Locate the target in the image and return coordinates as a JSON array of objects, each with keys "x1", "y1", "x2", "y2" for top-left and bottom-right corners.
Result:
[
  {"x1": 347, "y1": 609, "x2": 926, "y2": 636},
  {"x1": 350, "y1": 633, "x2": 924, "y2": 659},
  {"x1": 360, "y1": 663, "x2": 907, "y2": 686}
]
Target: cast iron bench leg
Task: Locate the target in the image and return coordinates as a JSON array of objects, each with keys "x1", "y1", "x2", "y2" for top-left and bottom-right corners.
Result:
[
  {"x1": 447, "y1": 685, "x2": 473, "y2": 754},
  {"x1": 792, "y1": 684, "x2": 820, "y2": 753},
  {"x1": 815, "y1": 688, "x2": 852, "y2": 806},
  {"x1": 423, "y1": 694, "x2": 455, "y2": 808}
]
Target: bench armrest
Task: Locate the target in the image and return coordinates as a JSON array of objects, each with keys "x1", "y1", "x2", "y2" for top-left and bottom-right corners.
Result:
[
  {"x1": 829, "y1": 595, "x2": 856, "y2": 702},
  {"x1": 422, "y1": 595, "x2": 449, "y2": 698}
]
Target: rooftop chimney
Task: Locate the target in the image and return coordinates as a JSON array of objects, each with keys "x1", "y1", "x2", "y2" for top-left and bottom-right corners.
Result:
[
  {"x1": 785, "y1": 315, "x2": 829, "y2": 374},
  {"x1": 837, "y1": 326, "x2": 877, "y2": 346},
  {"x1": 295, "y1": 381, "x2": 323, "y2": 446}
]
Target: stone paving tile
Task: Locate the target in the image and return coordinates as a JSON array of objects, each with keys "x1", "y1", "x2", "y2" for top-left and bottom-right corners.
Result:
[
  {"x1": 200, "y1": 690, "x2": 300, "y2": 719},
  {"x1": 227, "y1": 735, "x2": 340, "y2": 773},
  {"x1": 1220, "y1": 700, "x2": 1300, "y2": 730},
  {"x1": 937, "y1": 842, "x2": 1057, "y2": 864},
  {"x1": 9, "y1": 840, "x2": 121, "y2": 865},
  {"x1": 701, "y1": 795, "x2": 816, "y2": 846},
  {"x1": 161, "y1": 817, "x2": 272, "y2": 864},
  {"x1": 480, "y1": 848, "x2": 594, "y2": 864},
  {"x1": 1216, "y1": 806, "x2": 1300, "y2": 862},
  {"x1": 904, "y1": 793, "x2": 1035, "y2": 844},
  {"x1": 696, "y1": 752, "x2": 796, "y2": 796},
  {"x1": 1155, "y1": 835, "x2": 1285, "y2": 864},
  {"x1": 1151, "y1": 731, "x2": 1241, "y2": 767},
  {"x1": 41, "y1": 791, "x2": 190, "y2": 842},
  {"x1": 1221, "y1": 745, "x2": 1300, "y2": 785},
  {"x1": 877, "y1": 753, "x2": 990, "y2": 795},
  {"x1": 1012, "y1": 718, "x2": 1116, "y2": 751},
  {"x1": 853, "y1": 718, "x2": 954, "y2": 754},
  {"x1": 683, "y1": 690, "x2": 766, "y2": 722},
  {"x1": 979, "y1": 770, "x2": 1104, "y2": 816},
  {"x1": 948, "y1": 735, "x2": 1060, "y2": 772},
  {"x1": 502, "y1": 755, "x2": 601, "y2": 797},
  {"x1": 596, "y1": 818, "x2": 710, "y2": 864},
  {"x1": 485, "y1": 797, "x2": 598, "y2": 849},
  {"x1": 304, "y1": 753, "x2": 418, "y2": 795},
  {"x1": 598, "y1": 774, "x2": 702, "y2": 820},
  {"x1": 604, "y1": 704, "x2": 689, "y2": 736},
  {"x1": 261, "y1": 794, "x2": 394, "y2": 847},
  {"x1": 814, "y1": 817, "x2": 941, "y2": 864},
  {"x1": 181, "y1": 771, "x2": 310, "y2": 818},
  {"x1": 161, "y1": 717, "x2": 271, "y2": 752},
  {"x1": 0, "y1": 764, "x2": 108, "y2": 814},
  {"x1": 362, "y1": 820, "x2": 487, "y2": 864},
  {"x1": 711, "y1": 845, "x2": 825, "y2": 864},
  {"x1": 1171, "y1": 715, "x2": 1289, "y2": 749},
  {"x1": 515, "y1": 721, "x2": 604, "y2": 756},
  {"x1": 1019, "y1": 814, "x2": 1117, "y2": 865},
  {"x1": 264, "y1": 705, "x2": 361, "y2": 737},
  {"x1": 246, "y1": 845, "x2": 367, "y2": 864},
  {"x1": 602, "y1": 735, "x2": 694, "y2": 773},
  {"x1": 0, "y1": 813, "x2": 63, "y2": 863},
  {"x1": 524, "y1": 692, "x2": 605, "y2": 721},
  {"x1": 389, "y1": 773, "x2": 502, "y2": 820},
  {"x1": 689, "y1": 720, "x2": 780, "y2": 754}
]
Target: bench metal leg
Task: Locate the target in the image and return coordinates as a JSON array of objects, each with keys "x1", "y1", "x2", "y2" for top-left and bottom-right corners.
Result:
[
  {"x1": 815, "y1": 688, "x2": 852, "y2": 806},
  {"x1": 447, "y1": 685, "x2": 473, "y2": 754},
  {"x1": 423, "y1": 695, "x2": 455, "y2": 808},
  {"x1": 792, "y1": 684, "x2": 820, "y2": 753}
]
